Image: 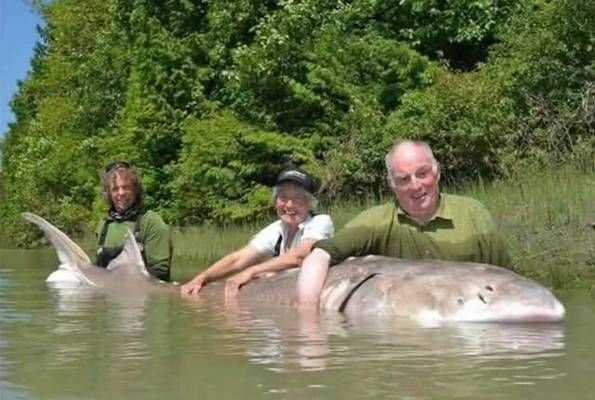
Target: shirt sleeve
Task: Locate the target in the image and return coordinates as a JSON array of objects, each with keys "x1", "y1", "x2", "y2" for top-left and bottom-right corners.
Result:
[
  {"x1": 249, "y1": 221, "x2": 282, "y2": 257},
  {"x1": 94, "y1": 220, "x2": 106, "y2": 264},
  {"x1": 141, "y1": 211, "x2": 172, "y2": 281},
  {"x1": 471, "y1": 203, "x2": 513, "y2": 268},
  {"x1": 302, "y1": 214, "x2": 334, "y2": 241},
  {"x1": 95, "y1": 219, "x2": 106, "y2": 241},
  {"x1": 314, "y1": 207, "x2": 387, "y2": 265}
]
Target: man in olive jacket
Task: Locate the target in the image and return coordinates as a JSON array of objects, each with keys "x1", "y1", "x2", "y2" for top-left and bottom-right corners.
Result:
[{"x1": 95, "y1": 161, "x2": 171, "y2": 281}]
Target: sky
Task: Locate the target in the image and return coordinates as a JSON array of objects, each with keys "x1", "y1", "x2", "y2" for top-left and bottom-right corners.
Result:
[{"x1": 0, "y1": 0, "x2": 43, "y2": 139}]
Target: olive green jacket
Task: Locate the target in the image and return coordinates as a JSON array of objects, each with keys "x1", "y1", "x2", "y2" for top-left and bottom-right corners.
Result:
[
  {"x1": 95, "y1": 210, "x2": 172, "y2": 281},
  {"x1": 315, "y1": 194, "x2": 511, "y2": 268}
]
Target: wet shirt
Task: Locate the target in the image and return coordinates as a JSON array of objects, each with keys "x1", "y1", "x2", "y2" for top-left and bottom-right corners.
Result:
[
  {"x1": 95, "y1": 210, "x2": 172, "y2": 281},
  {"x1": 315, "y1": 194, "x2": 511, "y2": 267},
  {"x1": 250, "y1": 214, "x2": 334, "y2": 256}
]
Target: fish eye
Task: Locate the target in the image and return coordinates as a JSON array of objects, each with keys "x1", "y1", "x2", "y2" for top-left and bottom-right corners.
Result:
[
  {"x1": 457, "y1": 297, "x2": 464, "y2": 305},
  {"x1": 485, "y1": 285, "x2": 494, "y2": 291}
]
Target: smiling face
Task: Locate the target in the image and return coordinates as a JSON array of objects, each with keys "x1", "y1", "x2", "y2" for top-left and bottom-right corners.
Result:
[
  {"x1": 109, "y1": 173, "x2": 137, "y2": 214},
  {"x1": 388, "y1": 142, "x2": 440, "y2": 224},
  {"x1": 274, "y1": 182, "x2": 312, "y2": 228}
]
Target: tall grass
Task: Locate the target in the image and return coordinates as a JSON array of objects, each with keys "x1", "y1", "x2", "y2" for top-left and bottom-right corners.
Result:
[
  {"x1": 173, "y1": 164, "x2": 595, "y2": 288},
  {"x1": 463, "y1": 165, "x2": 594, "y2": 289},
  {"x1": 172, "y1": 223, "x2": 257, "y2": 277}
]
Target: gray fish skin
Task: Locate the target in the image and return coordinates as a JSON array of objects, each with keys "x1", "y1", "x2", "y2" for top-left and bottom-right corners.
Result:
[
  {"x1": 321, "y1": 256, "x2": 566, "y2": 323},
  {"x1": 22, "y1": 212, "x2": 176, "y2": 295},
  {"x1": 204, "y1": 256, "x2": 565, "y2": 323}
]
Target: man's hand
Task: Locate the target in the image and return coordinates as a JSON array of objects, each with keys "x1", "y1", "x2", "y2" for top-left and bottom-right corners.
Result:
[{"x1": 180, "y1": 273, "x2": 207, "y2": 295}]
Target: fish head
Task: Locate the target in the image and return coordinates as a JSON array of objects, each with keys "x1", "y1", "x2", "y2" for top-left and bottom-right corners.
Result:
[
  {"x1": 442, "y1": 273, "x2": 566, "y2": 323},
  {"x1": 333, "y1": 259, "x2": 565, "y2": 323}
]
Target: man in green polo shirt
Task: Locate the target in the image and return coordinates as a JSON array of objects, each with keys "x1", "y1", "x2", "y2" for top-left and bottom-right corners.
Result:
[{"x1": 297, "y1": 139, "x2": 511, "y2": 308}]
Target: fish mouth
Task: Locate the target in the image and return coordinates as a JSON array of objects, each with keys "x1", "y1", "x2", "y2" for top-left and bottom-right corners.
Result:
[
  {"x1": 450, "y1": 300, "x2": 566, "y2": 323},
  {"x1": 506, "y1": 301, "x2": 566, "y2": 323}
]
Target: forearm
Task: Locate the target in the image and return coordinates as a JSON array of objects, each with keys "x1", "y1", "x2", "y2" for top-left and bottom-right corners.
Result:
[
  {"x1": 198, "y1": 246, "x2": 264, "y2": 282},
  {"x1": 246, "y1": 251, "x2": 304, "y2": 277},
  {"x1": 297, "y1": 248, "x2": 331, "y2": 309},
  {"x1": 198, "y1": 253, "x2": 243, "y2": 282}
]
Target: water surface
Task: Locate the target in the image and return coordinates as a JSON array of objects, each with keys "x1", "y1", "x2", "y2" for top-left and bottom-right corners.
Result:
[{"x1": 1, "y1": 248, "x2": 594, "y2": 399}]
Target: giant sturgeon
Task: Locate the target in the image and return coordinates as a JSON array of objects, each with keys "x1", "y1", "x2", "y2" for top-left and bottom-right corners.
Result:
[{"x1": 23, "y1": 212, "x2": 565, "y2": 322}]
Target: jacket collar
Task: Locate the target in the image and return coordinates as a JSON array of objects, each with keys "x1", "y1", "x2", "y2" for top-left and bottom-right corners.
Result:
[{"x1": 107, "y1": 206, "x2": 143, "y2": 222}]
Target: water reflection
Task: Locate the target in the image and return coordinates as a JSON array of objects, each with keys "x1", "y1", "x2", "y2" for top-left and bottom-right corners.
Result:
[
  {"x1": 2, "y1": 251, "x2": 589, "y2": 400},
  {"x1": 45, "y1": 282, "x2": 169, "y2": 366},
  {"x1": 188, "y1": 296, "x2": 566, "y2": 375},
  {"x1": 0, "y1": 268, "x2": 36, "y2": 400}
]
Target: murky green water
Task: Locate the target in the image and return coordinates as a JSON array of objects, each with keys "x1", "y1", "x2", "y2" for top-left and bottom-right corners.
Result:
[{"x1": 1, "y1": 248, "x2": 595, "y2": 400}]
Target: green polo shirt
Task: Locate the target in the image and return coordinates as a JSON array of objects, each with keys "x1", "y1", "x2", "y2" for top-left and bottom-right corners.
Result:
[
  {"x1": 315, "y1": 193, "x2": 511, "y2": 267},
  {"x1": 96, "y1": 210, "x2": 172, "y2": 281}
]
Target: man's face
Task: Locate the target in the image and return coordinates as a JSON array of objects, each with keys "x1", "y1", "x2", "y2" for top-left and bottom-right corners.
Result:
[
  {"x1": 109, "y1": 174, "x2": 136, "y2": 214},
  {"x1": 274, "y1": 183, "x2": 311, "y2": 228},
  {"x1": 389, "y1": 145, "x2": 440, "y2": 223}
]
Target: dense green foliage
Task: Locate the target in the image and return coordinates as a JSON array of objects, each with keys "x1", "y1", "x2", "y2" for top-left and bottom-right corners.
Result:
[{"x1": 1, "y1": 0, "x2": 593, "y2": 245}]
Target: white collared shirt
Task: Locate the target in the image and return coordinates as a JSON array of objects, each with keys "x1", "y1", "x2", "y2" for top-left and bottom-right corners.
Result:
[{"x1": 249, "y1": 214, "x2": 334, "y2": 256}]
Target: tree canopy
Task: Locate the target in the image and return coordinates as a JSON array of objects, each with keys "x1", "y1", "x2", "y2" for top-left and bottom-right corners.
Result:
[{"x1": 1, "y1": 0, "x2": 593, "y2": 244}]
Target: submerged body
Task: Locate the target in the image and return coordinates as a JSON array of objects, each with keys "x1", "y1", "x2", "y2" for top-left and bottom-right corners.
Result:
[{"x1": 23, "y1": 212, "x2": 565, "y2": 323}]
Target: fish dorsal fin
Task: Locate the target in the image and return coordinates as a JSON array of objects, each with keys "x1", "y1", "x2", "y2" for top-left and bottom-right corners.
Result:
[
  {"x1": 106, "y1": 228, "x2": 152, "y2": 279},
  {"x1": 22, "y1": 212, "x2": 91, "y2": 266}
]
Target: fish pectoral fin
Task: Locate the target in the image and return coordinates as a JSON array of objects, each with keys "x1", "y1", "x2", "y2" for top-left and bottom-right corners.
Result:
[
  {"x1": 338, "y1": 273, "x2": 378, "y2": 313},
  {"x1": 321, "y1": 272, "x2": 379, "y2": 312}
]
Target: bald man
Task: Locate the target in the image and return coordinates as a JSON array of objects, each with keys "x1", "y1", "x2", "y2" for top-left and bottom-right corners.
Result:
[{"x1": 297, "y1": 140, "x2": 511, "y2": 308}]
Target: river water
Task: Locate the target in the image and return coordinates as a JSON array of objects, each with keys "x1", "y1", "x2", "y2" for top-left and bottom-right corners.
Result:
[{"x1": 1, "y1": 248, "x2": 594, "y2": 400}]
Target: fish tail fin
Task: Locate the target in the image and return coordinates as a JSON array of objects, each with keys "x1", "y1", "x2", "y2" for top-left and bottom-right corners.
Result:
[{"x1": 21, "y1": 212, "x2": 92, "y2": 284}]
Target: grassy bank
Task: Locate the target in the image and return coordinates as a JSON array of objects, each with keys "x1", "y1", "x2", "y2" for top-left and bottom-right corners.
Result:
[
  {"x1": 173, "y1": 164, "x2": 595, "y2": 289},
  {"x1": 466, "y1": 166, "x2": 594, "y2": 289}
]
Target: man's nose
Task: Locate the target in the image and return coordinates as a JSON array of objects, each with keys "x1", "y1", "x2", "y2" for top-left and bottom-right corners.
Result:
[{"x1": 409, "y1": 176, "x2": 422, "y2": 189}]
